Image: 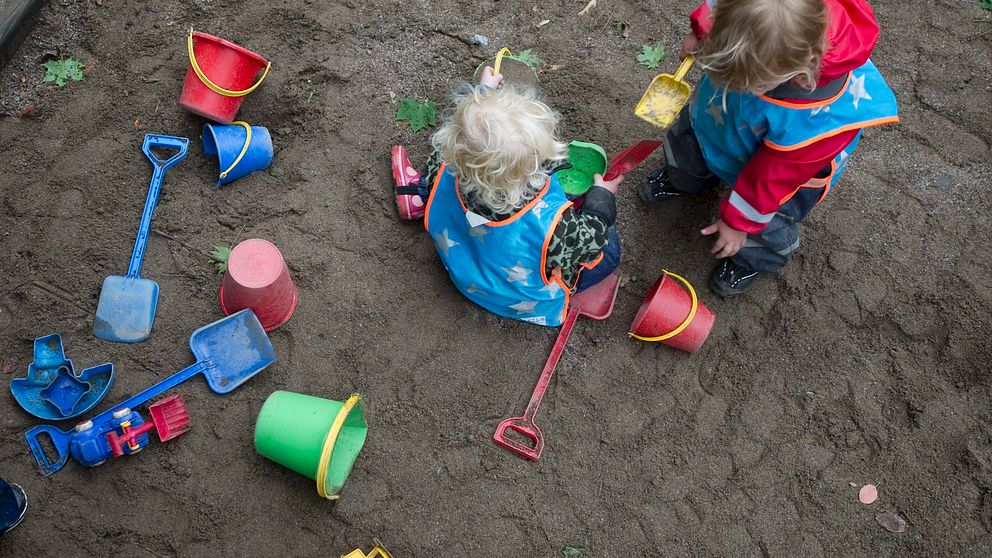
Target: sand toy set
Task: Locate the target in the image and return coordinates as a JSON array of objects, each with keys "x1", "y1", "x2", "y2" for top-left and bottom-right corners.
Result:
[{"x1": 9, "y1": 30, "x2": 368, "y2": 506}]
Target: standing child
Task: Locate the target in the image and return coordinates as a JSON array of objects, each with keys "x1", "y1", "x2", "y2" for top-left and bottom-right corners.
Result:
[
  {"x1": 640, "y1": 0, "x2": 898, "y2": 297},
  {"x1": 391, "y1": 67, "x2": 623, "y2": 326}
]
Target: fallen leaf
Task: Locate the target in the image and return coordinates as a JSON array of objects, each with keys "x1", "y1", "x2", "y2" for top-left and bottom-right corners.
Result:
[
  {"x1": 859, "y1": 484, "x2": 878, "y2": 505},
  {"x1": 536, "y1": 19, "x2": 550, "y2": 27},
  {"x1": 875, "y1": 510, "x2": 907, "y2": 533},
  {"x1": 133, "y1": 119, "x2": 142, "y2": 127},
  {"x1": 547, "y1": 64, "x2": 563, "y2": 71},
  {"x1": 578, "y1": 0, "x2": 597, "y2": 16},
  {"x1": 20, "y1": 106, "x2": 34, "y2": 118}
]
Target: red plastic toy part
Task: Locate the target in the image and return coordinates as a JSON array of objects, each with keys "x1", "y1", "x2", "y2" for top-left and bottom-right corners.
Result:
[
  {"x1": 105, "y1": 395, "x2": 191, "y2": 457},
  {"x1": 493, "y1": 273, "x2": 620, "y2": 461},
  {"x1": 603, "y1": 140, "x2": 662, "y2": 181},
  {"x1": 219, "y1": 239, "x2": 298, "y2": 332}
]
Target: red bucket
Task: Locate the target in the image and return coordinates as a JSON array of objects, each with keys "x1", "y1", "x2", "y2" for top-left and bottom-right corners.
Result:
[
  {"x1": 180, "y1": 30, "x2": 270, "y2": 124},
  {"x1": 219, "y1": 239, "x2": 297, "y2": 331},
  {"x1": 629, "y1": 270, "x2": 715, "y2": 353}
]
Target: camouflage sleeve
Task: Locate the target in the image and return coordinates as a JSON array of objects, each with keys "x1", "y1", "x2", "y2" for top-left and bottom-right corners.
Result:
[
  {"x1": 421, "y1": 149, "x2": 443, "y2": 196},
  {"x1": 545, "y1": 208, "x2": 611, "y2": 288}
]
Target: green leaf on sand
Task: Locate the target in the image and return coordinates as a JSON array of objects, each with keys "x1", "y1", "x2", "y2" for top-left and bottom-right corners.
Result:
[
  {"x1": 562, "y1": 547, "x2": 587, "y2": 557},
  {"x1": 395, "y1": 98, "x2": 438, "y2": 133},
  {"x1": 507, "y1": 49, "x2": 541, "y2": 69},
  {"x1": 980, "y1": 0, "x2": 992, "y2": 10},
  {"x1": 210, "y1": 244, "x2": 232, "y2": 273},
  {"x1": 42, "y1": 58, "x2": 86, "y2": 87},
  {"x1": 637, "y1": 43, "x2": 666, "y2": 69}
]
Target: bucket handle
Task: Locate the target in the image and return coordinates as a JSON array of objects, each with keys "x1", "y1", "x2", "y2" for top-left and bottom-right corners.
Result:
[
  {"x1": 629, "y1": 270, "x2": 699, "y2": 342},
  {"x1": 492, "y1": 48, "x2": 511, "y2": 75},
  {"x1": 187, "y1": 29, "x2": 271, "y2": 98},
  {"x1": 217, "y1": 121, "x2": 253, "y2": 180},
  {"x1": 315, "y1": 394, "x2": 361, "y2": 500}
]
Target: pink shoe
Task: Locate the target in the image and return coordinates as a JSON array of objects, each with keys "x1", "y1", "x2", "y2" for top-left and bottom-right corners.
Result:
[{"x1": 392, "y1": 145, "x2": 425, "y2": 220}]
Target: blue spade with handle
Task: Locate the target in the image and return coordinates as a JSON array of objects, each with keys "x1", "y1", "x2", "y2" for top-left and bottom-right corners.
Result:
[{"x1": 93, "y1": 134, "x2": 190, "y2": 343}]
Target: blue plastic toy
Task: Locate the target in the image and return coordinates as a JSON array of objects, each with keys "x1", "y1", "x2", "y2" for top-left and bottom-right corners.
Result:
[
  {"x1": 26, "y1": 309, "x2": 276, "y2": 476},
  {"x1": 202, "y1": 122, "x2": 273, "y2": 185},
  {"x1": 93, "y1": 134, "x2": 189, "y2": 343},
  {"x1": 9, "y1": 334, "x2": 114, "y2": 420}
]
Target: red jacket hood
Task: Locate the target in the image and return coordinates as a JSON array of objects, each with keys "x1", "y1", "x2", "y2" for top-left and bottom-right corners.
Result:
[
  {"x1": 819, "y1": 0, "x2": 880, "y2": 83},
  {"x1": 691, "y1": 0, "x2": 880, "y2": 85}
]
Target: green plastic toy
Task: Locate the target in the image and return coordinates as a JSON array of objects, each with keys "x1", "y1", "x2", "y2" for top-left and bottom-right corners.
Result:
[
  {"x1": 558, "y1": 141, "x2": 607, "y2": 196},
  {"x1": 254, "y1": 391, "x2": 368, "y2": 500}
]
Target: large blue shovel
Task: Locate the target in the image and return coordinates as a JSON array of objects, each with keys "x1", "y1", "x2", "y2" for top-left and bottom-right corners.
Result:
[{"x1": 93, "y1": 134, "x2": 189, "y2": 343}]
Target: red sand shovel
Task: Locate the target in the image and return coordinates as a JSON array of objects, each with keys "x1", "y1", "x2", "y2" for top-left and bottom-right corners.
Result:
[{"x1": 493, "y1": 272, "x2": 620, "y2": 461}]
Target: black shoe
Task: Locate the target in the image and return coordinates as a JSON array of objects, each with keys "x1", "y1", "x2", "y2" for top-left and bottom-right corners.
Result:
[
  {"x1": 638, "y1": 166, "x2": 686, "y2": 205},
  {"x1": 710, "y1": 259, "x2": 759, "y2": 298}
]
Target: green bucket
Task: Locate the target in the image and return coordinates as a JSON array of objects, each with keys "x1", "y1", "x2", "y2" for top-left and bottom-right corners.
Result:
[
  {"x1": 254, "y1": 390, "x2": 368, "y2": 500},
  {"x1": 558, "y1": 140, "x2": 607, "y2": 196}
]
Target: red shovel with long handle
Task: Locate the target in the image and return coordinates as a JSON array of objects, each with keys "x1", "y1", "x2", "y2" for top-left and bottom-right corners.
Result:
[{"x1": 493, "y1": 272, "x2": 620, "y2": 460}]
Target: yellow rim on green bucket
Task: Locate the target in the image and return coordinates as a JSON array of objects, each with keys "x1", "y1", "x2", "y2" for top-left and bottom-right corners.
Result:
[
  {"x1": 629, "y1": 270, "x2": 698, "y2": 342},
  {"x1": 316, "y1": 393, "x2": 361, "y2": 499},
  {"x1": 187, "y1": 28, "x2": 271, "y2": 98}
]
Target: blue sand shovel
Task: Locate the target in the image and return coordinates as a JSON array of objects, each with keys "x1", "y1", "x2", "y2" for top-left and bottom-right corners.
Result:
[{"x1": 93, "y1": 134, "x2": 189, "y2": 343}]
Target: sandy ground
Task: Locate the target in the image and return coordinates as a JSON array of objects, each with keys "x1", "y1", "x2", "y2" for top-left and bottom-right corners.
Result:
[{"x1": 1, "y1": 0, "x2": 990, "y2": 556}]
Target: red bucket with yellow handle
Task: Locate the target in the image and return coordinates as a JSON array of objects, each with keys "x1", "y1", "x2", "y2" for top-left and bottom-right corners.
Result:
[
  {"x1": 179, "y1": 29, "x2": 271, "y2": 124},
  {"x1": 629, "y1": 270, "x2": 715, "y2": 353}
]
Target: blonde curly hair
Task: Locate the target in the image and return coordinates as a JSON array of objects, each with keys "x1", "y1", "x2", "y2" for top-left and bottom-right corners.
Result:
[
  {"x1": 698, "y1": 0, "x2": 828, "y2": 94},
  {"x1": 431, "y1": 85, "x2": 567, "y2": 215}
]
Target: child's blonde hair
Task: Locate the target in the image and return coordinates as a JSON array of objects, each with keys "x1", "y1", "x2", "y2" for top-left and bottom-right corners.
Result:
[
  {"x1": 698, "y1": 0, "x2": 828, "y2": 94},
  {"x1": 431, "y1": 85, "x2": 567, "y2": 215}
]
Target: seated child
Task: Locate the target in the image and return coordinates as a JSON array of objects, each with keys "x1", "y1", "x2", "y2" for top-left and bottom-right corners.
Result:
[
  {"x1": 640, "y1": 0, "x2": 898, "y2": 297},
  {"x1": 392, "y1": 67, "x2": 622, "y2": 326}
]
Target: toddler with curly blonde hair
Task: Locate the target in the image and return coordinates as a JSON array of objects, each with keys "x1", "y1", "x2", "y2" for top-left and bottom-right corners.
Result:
[{"x1": 391, "y1": 67, "x2": 622, "y2": 327}]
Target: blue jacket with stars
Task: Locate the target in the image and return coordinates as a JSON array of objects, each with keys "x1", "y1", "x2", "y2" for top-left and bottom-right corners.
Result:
[
  {"x1": 424, "y1": 163, "x2": 577, "y2": 327},
  {"x1": 692, "y1": 59, "x2": 899, "y2": 230}
]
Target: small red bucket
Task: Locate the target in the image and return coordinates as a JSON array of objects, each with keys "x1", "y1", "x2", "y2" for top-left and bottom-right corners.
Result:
[
  {"x1": 180, "y1": 29, "x2": 271, "y2": 124},
  {"x1": 629, "y1": 270, "x2": 715, "y2": 353},
  {"x1": 219, "y1": 239, "x2": 297, "y2": 331}
]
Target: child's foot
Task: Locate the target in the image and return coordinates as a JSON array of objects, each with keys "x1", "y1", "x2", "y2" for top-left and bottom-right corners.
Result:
[
  {"x1": 710, "y1": 258, "x2": 758, "y2": 298},
  {"x1": 392, "y1": 145, "x2": 425, "y2": 220},
  {"x1": 638, "y1": 166, "x2": 687, "y2": 205}
]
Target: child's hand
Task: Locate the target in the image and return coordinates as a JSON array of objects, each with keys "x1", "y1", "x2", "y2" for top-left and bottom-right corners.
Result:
[
  {"x1": 701, "y1": 219, "x2": 747, "y2": 258},
  {"x1": 479, "y1": 66, "x2": 504, "y2": 89},
  {"x1": 593, "y1": 173, "x2": 623, "y2": 194},
  {"x1": 680, "y1": 33, "x2": 701, "y2": 60}
]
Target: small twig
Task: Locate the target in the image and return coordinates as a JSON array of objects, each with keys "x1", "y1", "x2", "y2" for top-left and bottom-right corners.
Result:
[
  {"x1": 967, "y1": 27, "x2": 992, "y2": 39},
  {"x1": 152, "y1": 229, "x2": 215, "y2": 259},
  {"x1": 432, "y1": 28, "x2": 474, "y2": 47},
  {"x1": 230, "y1": 222, "x2": 247, "y2": 246},
  {"x1": 30, "y1": 281, "x2": 90, "y2": 314}
]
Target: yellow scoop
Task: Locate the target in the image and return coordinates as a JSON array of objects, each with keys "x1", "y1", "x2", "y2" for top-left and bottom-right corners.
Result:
[{"x1": 635, "y1": 55, "x2": 695, "y2": 129}]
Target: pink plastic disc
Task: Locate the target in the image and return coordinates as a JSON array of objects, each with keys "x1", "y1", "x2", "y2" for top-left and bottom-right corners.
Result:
[{"x1": 859, "y1": 484, "x2": 878, "y2": 505}]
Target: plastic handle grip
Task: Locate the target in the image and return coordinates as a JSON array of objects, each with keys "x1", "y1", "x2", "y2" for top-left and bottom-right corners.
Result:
[
  {"x1": 125, "y1": 135, "x2": 189, "y2": 279},
  {"x1": 674, "y1": 55, "x2": 695, "y2": 82},
  {"x1": 25, "y1": 425, "x2": 71, "y2": 476}
]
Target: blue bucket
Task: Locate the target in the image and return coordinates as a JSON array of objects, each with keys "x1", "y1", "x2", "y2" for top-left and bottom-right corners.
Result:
[{"x1": 202, "y1": 122, "x2": 273, "y2": 185}]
